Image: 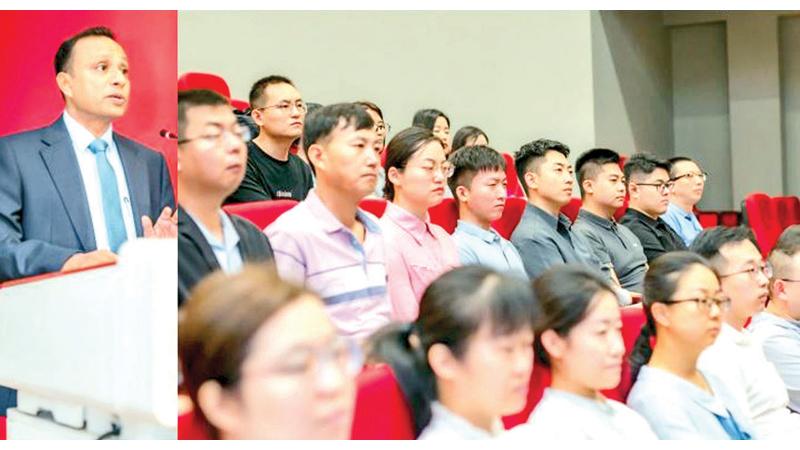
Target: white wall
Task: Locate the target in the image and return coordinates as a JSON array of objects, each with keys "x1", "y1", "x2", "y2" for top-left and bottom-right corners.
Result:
[
  {"x1": 780, "y1": 16, "x2": 800, "y2": 197},
  {"x1": 179, "y1": 11, "x2": 597, "y2": 157}
]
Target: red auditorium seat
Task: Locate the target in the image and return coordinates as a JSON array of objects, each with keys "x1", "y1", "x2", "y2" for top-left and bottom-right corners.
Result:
[
  {"x1": 492, "y1": 197, "x2": 527, "y2": 240},
  {"x1": 177, "y1": 72, "x2": 231, "y2": 99},
  {"x1": 230, "y1": 98, "x2": 249, "y2": 113},
  {"x1": 1, "y1": 415, "x2": 5, "y2": 440},
  {"x1": 428, "y1": 198, "x2": 459, "y2": 234},
  {"x1": 501, "y1": 152, "x2": 525, "y2": 198},
  {"x1": 560, "y1": 198, "x2": 582, "y2": 222},
  {"x1": 351, "y1": 364, "x2": 415, "y2": 440},
  {"x1": 359, "y1": 198, "x2": 388, "y2": 218},
  {"x1": 744, "y1": 193, "x2": 783, "y2": 257},
  {"x1": 178, "y1": 407, "x2": 208, "y2": 440},
  {"x1": 222, "y1": 199, "x2": 298, "y2": 230},
  {"x1": 774, "y1": 196, "x2": 800, "y2": 230},
  {"x1": 501, "y1": 361, "x2": 551, "y2": 428},
  {"x1": 694, "y1": 207, "x2": 719, "y2": 228}
]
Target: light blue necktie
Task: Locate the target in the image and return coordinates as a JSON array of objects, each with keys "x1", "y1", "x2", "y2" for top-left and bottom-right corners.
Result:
[{"x1": 88, "y1": 138, "x2": 127, "y2": 252}]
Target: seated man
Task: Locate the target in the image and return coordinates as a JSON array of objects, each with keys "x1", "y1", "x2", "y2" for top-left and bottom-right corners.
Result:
[
  {"x1": 620, "y1": 154, "x2": 686, "y2": 262},
  {"x1": 510, "y1": 138, "x2": 612, "y2": 281},
  {"x1": 177, "y1": 89, "x2": 274, "y2": 306},
  {"x1": 662, "y1": 156, "x2": 707, "y2": 246},
  {"x1": 750, "y1": 225, "x2": 800, "y2": 413},
  {"x1": 449, "y1": 145, "x2": 526, "y2": 278},
  {"x1": 265, "y1": 103, "x2": 390, "y2": 341},
  {"x1": 0, "y1": 26, "x2": 175, "y2": 282},
  {"x1": 692, "y1": 226, "x2": 800, "y2": 438},
  {"x1": 225, "y1": 75, "x2": 313, "y2": 203},
  {"x1": 572, "y1": 148, "x2": 648, "y2": 293}
]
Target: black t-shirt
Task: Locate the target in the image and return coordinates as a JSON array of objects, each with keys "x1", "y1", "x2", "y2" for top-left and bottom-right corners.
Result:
[
  {"x1": 620, "y1": 208, "x2": 687, "y2": 262},
  {"x1": 225, "y1": 141, "x2": 313, "y2": 204}
]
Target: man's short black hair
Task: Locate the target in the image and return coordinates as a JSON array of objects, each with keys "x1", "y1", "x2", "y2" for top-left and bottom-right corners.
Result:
[
  {"x1": 447, "y1": 145, "x2": 506, "y2": 199},
  {"x1": 690, "y1": 226, "x2": 760, "y2": 272},
  {"x1": 575, "y1": 148, "x2": 621, "y2": 198},
  {"x1": 514, "y1": 138, "x2": 570, "y2": 195},
  {"x1": 177, "y1": 89, "x2": 230, "y2": 141},
  {"x1": 54, "y1": 26, "x2": 116, "y2": 75},
  {"x1": 302, "y1": 102, "x2": 374, "y2": 163},
  {"x1": 667, "y1": 156, "x2": 699, "y2": 178},
  {"x1": 623, "y1": 153, "x2": 671, "y2": 186},
  {"x1": 248, "y1": 75, "x2": 295, "y2": 107}
]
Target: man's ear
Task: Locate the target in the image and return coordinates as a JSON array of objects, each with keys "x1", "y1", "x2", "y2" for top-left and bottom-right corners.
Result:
[
  {"x1": 306, "y1": 143, "x2": 324, "y2": 172},
  {"x1": 524, "y1": 170, "x2": 539, "y2": 193},
  {"x1": 455, "y1": 185, "x2": 470, "y2": 203},
  {"x1": 56, "y1": 71, "x2": 72, "y2": 99},
  {"x1": 628, "y1": 182, "x2": 639, "y2": 200},
  {"x1": 582, "y1": 179, "x2": 594, "y2": 197}
]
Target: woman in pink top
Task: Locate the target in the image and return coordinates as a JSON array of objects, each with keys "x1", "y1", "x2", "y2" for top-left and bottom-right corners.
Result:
[{"x1": 381, "y1": 127, "x2": 460, "y2": 322}]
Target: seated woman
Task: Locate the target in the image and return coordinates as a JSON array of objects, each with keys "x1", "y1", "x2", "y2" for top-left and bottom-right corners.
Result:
[
  {"x1": 412, "y1": 108, "x2": 451, "y2": 155},
  {"x1": 368, "y1": 266, "x2": 537, "y2": 439},
  {"x1": 382, "y1": 127, "x2": 460, "y2": 321},
  {"x1": 179, "y1": 264, "x2": 362, "y2": 439},
  {"x1": 627, "y1": 252, "x2": 757, "y2": 439},
  {"x1": 505, "y1": 265, "x2": 657, "y2": 439},
  {"x1": 452, "y1": 125, "x2": 489, "y2": 152}
]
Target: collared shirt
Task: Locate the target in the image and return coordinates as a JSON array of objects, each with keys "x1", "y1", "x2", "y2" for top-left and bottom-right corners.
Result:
[
  {"x1": 661, "y1": 202, "x2": 703, "y2": 246},
  {"x1": 380, "y1": 202, "x2": 460, "y2": 322},
  {"x1": 620, "y1": 208, "x2": 687, "y2": 262},
  {"x1": 698, "y1": 323, "x2": 800, "y2": 438},
  {"x1": 749, "y1": 312, "x2": 800, "y2": 413},
  {"x1": 63, "y1": 110, "x2": 136, "y2": 250},
  {"x1": 452, "y1": 220, "x2": 527, "y2": 279},
  {"x1": 572, "y1": 209, "x2": 648, "y2": 292},
  {"x1": 627, "y1": 365, "x2": 757, "y2": 439},
  {"x1": 185, "y1": 209, "x2": 243, "y2": 273},
  {"x1": 505, "y1": 388, "x2": 657, "y2": 440},
  {"x1": 510, "y1": 203, "x2": 613, "y2": 281},
  {"x1": 418, "y1": 401, "x2": 504, "y2": 440},
  {"x1": 265, "y1": 189, "x2": 391, "y2": 341}
]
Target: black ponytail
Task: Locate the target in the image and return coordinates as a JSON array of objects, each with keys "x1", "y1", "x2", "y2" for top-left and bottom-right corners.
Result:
[{"x1": 628, "y1": 315, "x2": 655, "y2": 382}]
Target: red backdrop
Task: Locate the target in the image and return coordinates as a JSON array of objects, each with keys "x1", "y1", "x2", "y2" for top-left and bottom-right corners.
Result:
[{"x1": 0, "y1": 10, "x2": 177, "y2": 190}]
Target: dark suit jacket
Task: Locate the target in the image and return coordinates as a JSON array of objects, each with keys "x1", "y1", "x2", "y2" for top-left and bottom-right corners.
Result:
[
  {"x1": 0, "y1": 117, "x2": 175, "y2": 281},
  {"x1": 178, "y1": 206, "x2": 274, "y2": 306}
]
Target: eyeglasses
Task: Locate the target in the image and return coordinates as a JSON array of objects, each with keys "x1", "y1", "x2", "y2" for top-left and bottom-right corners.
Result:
[
  {"x1": 375, "y1": 122, "x2": 391, "y2": 134},
  {"x1": 409, "y1": 162, "x2": 454, "y2": 179},
  {"x1": 253, "y1": 100, "x2": 307, "y2": 114},
  {"x1": 246, "y1": 336, "x2": 363, "y2": 383},
  {"x1": 777, "y1": 277, "x2": 800, "y2": 283},
  {"x1": 177, "y1": 124, "x2": 252, "y2": 146},
  {"x1": 719, "y1": 262, "x2": 772, "y2": 280},
  {"x1": 671, "y1": 171, "x2": 708, "y2": 183},
  {"x1": 636, "y1": 181, "x2": 674, "y2": 194},
  {"x1": 662, "y1": 295, "x2": 731, "y2": 313}
]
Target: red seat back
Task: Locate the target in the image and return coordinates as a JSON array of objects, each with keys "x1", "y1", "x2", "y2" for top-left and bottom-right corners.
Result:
[
  {"x1": 491, "y1": 197, "x2": 527, "y2": 240},
  {"x1": 501, "y1": 152, "x2": 525, "y2": 198},
  {"x1": 178, "y1": 72, "x2": 231, "y2": 99},
  {"x1": 230, "y1": 98, "x2": 249, "y2": 113},
  {"x1": 695, "y1": 208, "x2": 719, "y2": 228},
  {"x1": 560, "y1": 198, "x2": 582, "y2": 223},
  {"x1": 428, "y1": 198, "x2": 459, "y2": 234},
  {"x1": 351, "y1": 364, "x2": 415, "y2": 440},
  {"x1": 774, "y1": 196, "x2": 800, "y2": 230},
  {"x1": 744, "y1": 193, "x2": 782, "y2": 257},
  {"x1": 1, "y1": 415, "x2": 5, "y2": 440},
  {"x1": 501, "y1": 361, "x2": 551, "y2": 428},
  {"x1": 359, "y1": 198, "x2": 388, "y2": 218},
  {"x1": 223, "y1": 199, "x2": 298, "y2": 230},
  {"x1": 178, "y1": 407, "x2": 209, "y2": 440}
]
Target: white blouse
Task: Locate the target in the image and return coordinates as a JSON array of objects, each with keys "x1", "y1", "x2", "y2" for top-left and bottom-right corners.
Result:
[{"x1": 418, "y1": 401, "x2": 505, "y2": 440}]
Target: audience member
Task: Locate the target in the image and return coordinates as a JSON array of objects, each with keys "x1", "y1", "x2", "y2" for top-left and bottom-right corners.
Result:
[
  {"x1": 412, "y1": 108, "x2": 451, "y2": 154},
  {"x1": 355, "y1": 100, "x2": 389, "y2": 198},
  {"x1": 662, "y1": 157, "x2": 707, "y2": 246},
  {"x1": 452, "y1": 126, "x2": 488, "y2": 152}
]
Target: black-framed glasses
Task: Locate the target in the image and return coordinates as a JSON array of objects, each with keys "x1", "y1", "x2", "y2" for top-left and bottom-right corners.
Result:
[
  {"x1": 662, "y1": 295, "x2": 731, "y2": 313},
  {"x1": 636, "y1": 181, "x2": 674, "y2": 194},
  {"x1": 253, "y1": 100, "x2": 307, "y2": 114},
  {"x1": 671, "y1": 171, "x2": 708, "y2": 183},
  {"x1": 719, "y1": 263, "x2": 772, "y2": 280},
  {"x1": 177, "y1": 124, "x2": 252, "y2": 146}
]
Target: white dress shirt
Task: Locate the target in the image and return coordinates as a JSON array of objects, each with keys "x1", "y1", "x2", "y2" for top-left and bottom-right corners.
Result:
[
  {"x1": 698, "y1": 322, "x2": 800, "y2": 438},
  {"x1": 418, "y1": 401, "x2": 504, "y2": 440},
  {"x1": 63, "y1": 110, "x2": 136, "y2": 251}
]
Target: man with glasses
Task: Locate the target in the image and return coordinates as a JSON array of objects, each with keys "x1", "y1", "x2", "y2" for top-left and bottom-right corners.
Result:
[
  {"x1": 620, "y1": 154, "x2": 686, "y2": 262},
  {"x1": 226, "y1": 75, "x2": 313, "y2": 203},
  {"x1": 662, "y1": 156, "x2": 708, "y2": 246},
  {"x1": 177, "y1": 89, "x2": 273, "y2": 306},
  {"x1": 511, "y1": 138, "x2": 613, "y2": 281},
  {"x1": 750, "y1": 225, "x2": 800, "y2": 413},
  {"x1": 692, "y1": 226, "x2": 800, "y2": 438}
]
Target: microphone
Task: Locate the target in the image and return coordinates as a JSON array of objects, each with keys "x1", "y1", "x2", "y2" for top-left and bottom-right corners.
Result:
[{"x1": 160, "y1": 129, "x2": 178, "y2": 140}]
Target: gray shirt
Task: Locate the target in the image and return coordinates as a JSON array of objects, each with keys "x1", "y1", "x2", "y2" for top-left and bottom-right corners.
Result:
[
  {"x1": 572, "y1": 209, "x2": 648, "y2": 292},
  {"x1": 510, "y1": 203, "x2": 612, "y2": 280},
  {"x1": 749, "y1": 312, "x2": 800, "y2": 413},
  {"x1": 452, "y1": 220, "x2": 527, "y2": 279},
  {"x1": 628, "y1": 365, "x2": 757, "y2": 439}
]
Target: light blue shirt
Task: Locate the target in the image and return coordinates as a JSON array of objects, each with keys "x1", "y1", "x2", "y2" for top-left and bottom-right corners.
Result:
[
  {"x1": 453, "y1": 220, "x2": 527, "y2": 279},
  {"x1": 63, "y1": 110, "x2": 137, "y2": 250},
  {"x1": 187, "y1": 209, "x2": 243, "y2": 273},
  {"x1": 661, "y1": 202, "x2": 703, "y2": 246},
  {"x1": 627, "y1": 365, "x2": 757, "y2": 439},
  {"x1": 749, "y1": 312, "x2": 800, "y2": 414}
]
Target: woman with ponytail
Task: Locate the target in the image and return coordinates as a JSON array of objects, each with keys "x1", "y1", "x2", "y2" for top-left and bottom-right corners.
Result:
[
  {"x1": 505, "y1": 265, "x2": 656, "y2": 439},
  {"x1": 627, "y1": 251, "x2": 757, "y2": 439},
  {"x1": 367, "y1": 266, "x2": 537, "y2": 439}
]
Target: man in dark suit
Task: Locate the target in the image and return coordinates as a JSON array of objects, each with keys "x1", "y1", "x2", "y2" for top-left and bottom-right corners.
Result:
[
  {"x1": 0, "y1": 26, "x2": 176, "y2": 414},
  {"x1": 177, "y1": 89, "x2": 274, "y2": 306},
  {"x1": 0, "y1": 26, "x2": 176, "y2": 282}
]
